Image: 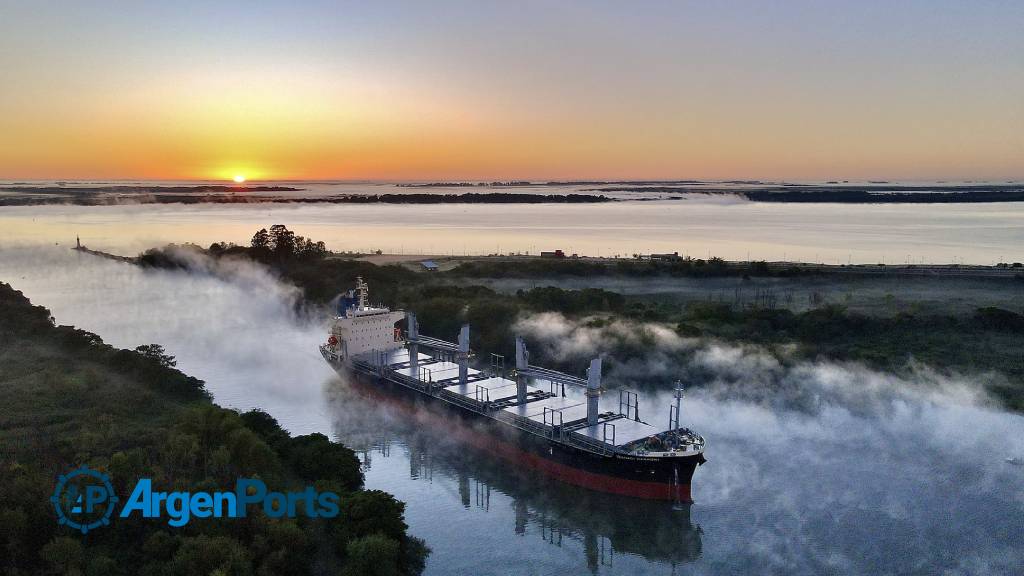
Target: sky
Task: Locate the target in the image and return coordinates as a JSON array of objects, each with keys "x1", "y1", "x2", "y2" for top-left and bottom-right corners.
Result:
[{"x1": 0, "y1": 0, "x2": 1022, "y2": 182}]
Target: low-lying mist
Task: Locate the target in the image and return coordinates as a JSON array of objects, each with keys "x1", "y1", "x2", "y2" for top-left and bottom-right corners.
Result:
[
  {"x1": 514, "y1": 311, "x2": 999, "y2": 413},
  {"x1": 2, "y1": 244, "x2": 1022, "y2": 575},
  {"x1": 0, "y1": 244, "x2": 335, "y2": 435},
  {"x1": 515, "y1": 311, "x2": 1024, "y2": 573}
]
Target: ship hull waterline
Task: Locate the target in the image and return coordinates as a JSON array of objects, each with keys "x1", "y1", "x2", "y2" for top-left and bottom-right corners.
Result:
[{"x1": 324, "y1": 356, "x2": 703, "y2": 502}]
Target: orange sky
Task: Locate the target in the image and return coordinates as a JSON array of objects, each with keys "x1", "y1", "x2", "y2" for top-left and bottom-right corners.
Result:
[{"x1": 1, "y1": 2, "x2": 1021, "y2": 182}]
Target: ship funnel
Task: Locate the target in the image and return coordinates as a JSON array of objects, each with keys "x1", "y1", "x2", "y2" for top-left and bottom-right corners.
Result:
[
  {"x1": 458, "y1": 324, "x2": 470, "y2": 386},
  {"x1": 514, "y1": 336, "x2": 528, "y2": 370},
  {"x1": 586, "y1": 357, "x2": 602, "y2": 426}
]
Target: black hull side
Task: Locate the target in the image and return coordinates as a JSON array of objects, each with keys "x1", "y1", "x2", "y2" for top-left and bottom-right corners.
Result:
[{"x1": 333, "y1": 363, "x2": 703, "y2": 501}]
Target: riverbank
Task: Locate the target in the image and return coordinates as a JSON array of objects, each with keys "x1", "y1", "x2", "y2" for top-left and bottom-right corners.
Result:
[{"x1": 0, "y1": 282, "x2": 428, "y2": 575}]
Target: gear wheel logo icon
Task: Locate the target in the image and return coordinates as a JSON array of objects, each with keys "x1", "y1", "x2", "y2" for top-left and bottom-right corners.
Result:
[{"x1": 51, "y1": 466, "x2": 119, "y2": 534}]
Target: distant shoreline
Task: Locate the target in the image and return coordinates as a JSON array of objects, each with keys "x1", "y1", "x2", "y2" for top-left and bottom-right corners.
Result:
[
  {"x1": 0, "y1": 187, "x2": 612, "y2": 206},
  {"x1": 3, "y1": 182, "x2": 1024, "y2": 205},
  {"x1": 583, "y1": 184, "x2": 1024, "y2": 204}
]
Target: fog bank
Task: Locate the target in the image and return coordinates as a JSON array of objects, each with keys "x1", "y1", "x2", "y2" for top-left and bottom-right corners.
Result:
[{"x1": 0, "y1": 245, "x2": 335, "y2": 435}]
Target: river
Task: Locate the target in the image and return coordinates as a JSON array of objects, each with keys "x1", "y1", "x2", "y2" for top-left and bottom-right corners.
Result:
[
  {"x1": 2, "y1": 181, "x2": 1023, "y2": 264},
  {"x1": 2, "y1": 245, "x2": 1022, "y2": 575}
]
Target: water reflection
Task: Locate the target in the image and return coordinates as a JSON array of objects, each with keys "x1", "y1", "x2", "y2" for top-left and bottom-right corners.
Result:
[{"x1": 326, "y1": 376, "x2": 702, "y2": 574}]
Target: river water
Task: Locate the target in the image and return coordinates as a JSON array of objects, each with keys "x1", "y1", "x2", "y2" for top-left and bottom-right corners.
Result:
[
  {"x1": 1, "y1": 181, "x2": 1023, "y2": 264},
  {"x1": 2, "y1": 245, "x2": 1023, "y2": 575}
]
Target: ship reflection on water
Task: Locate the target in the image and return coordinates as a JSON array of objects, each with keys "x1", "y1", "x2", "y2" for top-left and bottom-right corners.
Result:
[
  {"x1": 404, "y1": 437, "x2": 703, "y2": 570},
  {"x1": 326, "y1": 377, "x2": 703, "y2": 574}
]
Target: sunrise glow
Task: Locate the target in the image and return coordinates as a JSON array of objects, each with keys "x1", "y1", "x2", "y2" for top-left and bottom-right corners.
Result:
[
  {"x1": 233, "y1": 175, "x2": 246, "y2": 184},
  {"x1": 0, "y1": 3, "x2": 1021, "y2": 181}
]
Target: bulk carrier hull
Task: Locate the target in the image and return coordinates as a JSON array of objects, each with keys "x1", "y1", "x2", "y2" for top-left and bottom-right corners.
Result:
[{"x1": 323, "y1": 350, "x2": 704, "y2": 501}]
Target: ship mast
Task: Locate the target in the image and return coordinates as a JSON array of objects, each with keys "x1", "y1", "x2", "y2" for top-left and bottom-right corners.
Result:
[
  {"x1": 356, "y1": 276, "x2": 368, "y2": 310},
  {"x1": 670, "y1": 380, "x2": 684, "y2": 430}
]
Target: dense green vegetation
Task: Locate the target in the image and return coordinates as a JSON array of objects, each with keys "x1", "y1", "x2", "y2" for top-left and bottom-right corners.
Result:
[
  {"x1": 676, "y1": 303, "x2": 1024, "y2": 410},
  {"x1": 0, "y1": 282, "x2": 427, "y2": 576},
  {"x1": 136, "y1": 227, "x2": 1024, "y2": 412},
  {"x1": 448, "y1": 256, "x2": 794, "y2": 279}
]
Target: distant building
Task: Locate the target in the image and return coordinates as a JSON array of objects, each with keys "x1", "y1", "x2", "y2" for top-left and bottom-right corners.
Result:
[
  {"x1": 540, "y1": 250, "x2": 565, "y2": 259},
  {"x1": 420, "y1": 260, "x2": 439, "y2": 271},
  {"x1": 650, "y1": 252, "x2": 682, "y2": 262}
]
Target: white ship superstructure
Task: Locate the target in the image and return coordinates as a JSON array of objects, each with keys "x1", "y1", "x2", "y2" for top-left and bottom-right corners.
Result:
[{"x1": 324, "y1": 277, "x2": 406, "y2": 360}]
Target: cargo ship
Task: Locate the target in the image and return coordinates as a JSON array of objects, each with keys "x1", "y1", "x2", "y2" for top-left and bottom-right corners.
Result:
[{"x1": 319, "y1": 278, "x2": 706, "y2": 501}]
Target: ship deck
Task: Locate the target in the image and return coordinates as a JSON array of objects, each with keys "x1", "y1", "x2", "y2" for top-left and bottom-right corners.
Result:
[{"x1": 350, "y1": 347, "x2": 666, "y2": 454}]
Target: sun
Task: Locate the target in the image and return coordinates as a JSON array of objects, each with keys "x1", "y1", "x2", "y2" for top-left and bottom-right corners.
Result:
[{"x1": 232, "y1": 174, "x2": 246, "y2": 183}]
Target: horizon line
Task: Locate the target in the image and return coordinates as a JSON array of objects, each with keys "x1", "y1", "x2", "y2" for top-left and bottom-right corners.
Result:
[{"x1": 2, "y1": 177, "x2": 1023, "y2": 184}]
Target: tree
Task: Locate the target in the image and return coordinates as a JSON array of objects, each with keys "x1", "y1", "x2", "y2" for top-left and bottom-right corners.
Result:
[
  {"x1": 239, "y1": 409, "x2": 290, "y2": 448},
  {"x1": 168, "y1": 535, "x2": 252, "y2": 576},
  {"x1": 333, "y1": 490, "x2": 409, "y2": 549},
  {"x1": 251, "y1": 228, "x2": 270, "y2": 250},
  {"x1": 135, "y1": 344, "x2": 177, "y2": 368},
  {"x1": 248, "y1": 225, "x2": 328, "y2": 262},
  {"x1": 255, "y1": 520, "x2": 310, "y2": 576},
  {"x1": 268, "y1": 225, "x2": 296, "y2": 260},
  {"x1": 40, "y1": 537, "x2": 84, "y2": 575},
  {"x1": 294, "y1": 237, "x2": 326, "y2": 259},
  {"x1": 85, "y1": 555, "x2": 120, "y2": 576},
  {"x1": 341, "y1": 534, "x2": 401, "y2": 576},
  {"x1": 283, "y1": 433, "x2": 363, "y2": 490}
]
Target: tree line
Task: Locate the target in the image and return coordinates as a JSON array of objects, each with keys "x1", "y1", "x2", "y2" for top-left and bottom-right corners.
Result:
[{"x1": 0, "y1": 282, "x2": 428, "y2": 576}]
